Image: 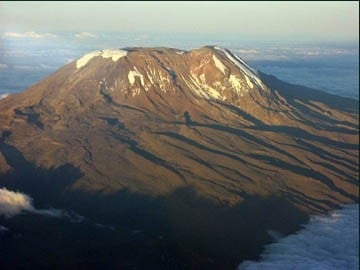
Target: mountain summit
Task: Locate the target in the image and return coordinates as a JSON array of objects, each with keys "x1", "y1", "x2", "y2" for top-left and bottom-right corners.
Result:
[
  {"x1": 0, "y1": 46, "x2": 358, "y2": 269},
  {"x1": 1, "y1": 46, "x2": 283, "y2": 123}
]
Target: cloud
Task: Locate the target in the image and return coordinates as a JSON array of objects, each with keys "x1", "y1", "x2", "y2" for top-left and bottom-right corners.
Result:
[
  {"x1": 0, "y1": 188, "x2": 119, "y2": 234},
  {"x1": 294, "y1": 49, "x2": 321, "y2": 56},
  {"x1": 0, "y1": 187, "x2": 86, "y2": 238},
  {"x1": 75, "y1": 32, "x2": 97, "y2": 38},
  {"x1": 0, "y1": 63, "x2": 8, "y2": 69},
  {"x1": 39, "y1": 64, "x2": 56, "y2": 69},
  {"x1": 4, "y1": 31, "x2": 57, "y2": 39},
  {"x1": 0, "y1": 188, "x2": 35, "y2": 217},
  {"x1": 13, "y1": 65, "x2": 36, "y2": 70},
  {"x1": 65, "y1": 58, "x2": 75, "y2": 64},
  {"x1": 0, "y1": 188, "x2": 85, "y2": 222},
  {"x1": 239, "y1": 204, "x2": 359, "y2": 270},
  {"x1": 238, "y1": 49, "x2": 259, "y2": 54}
]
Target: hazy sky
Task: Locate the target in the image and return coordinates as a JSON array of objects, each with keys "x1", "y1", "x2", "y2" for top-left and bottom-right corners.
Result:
[{"x1": 0, "y1": 1, "x2": 358, "y2": 42}]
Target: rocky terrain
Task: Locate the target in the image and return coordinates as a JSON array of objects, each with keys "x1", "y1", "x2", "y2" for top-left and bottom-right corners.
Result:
[{"x1": 0, "y1": 46, "x2": 358, "y2": 269}]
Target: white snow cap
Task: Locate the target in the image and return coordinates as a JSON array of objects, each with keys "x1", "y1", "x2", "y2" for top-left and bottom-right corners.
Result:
[
  {"x1": 214, "y1": 46, "x2": 264, "y2": 88},
  {"x1": 76, "y1": 49, "x2": 127, "y2": 69}
]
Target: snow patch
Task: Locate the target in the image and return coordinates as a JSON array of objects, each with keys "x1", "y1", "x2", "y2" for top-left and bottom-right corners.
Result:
[
  {"x1": 101, "y1": 49, "x2": 128, "y2": 61},
  {"x1": 165, "y1": 66, "x2": 173, "y2": 73},
  {"x1": 229, "y1": 75, "x2": 246, "y2": 94},
  {"x1": 76, "y1": 49, "x2": 127, "y2": 69},
  {"x1": 245, "y1": 75, "x2": 254, "y2": 88},
  {"x1": 131, "y1": 88, "x2": 141, "y2": 97},
  {"x1": 145, "y1": 68, "x2": 171, "y2": 92},
  {"x1": 128, "y1": 67, "x2": 145, "y2": 87},
  {"x1": 146, "y1": 71, "x2": 155, "y2": 85},
  {"x1": 76, "y1": 51, "x2": 102, "y2": 69},
  {"x1": 186, "y1": 73, "x2": 221, "y2": 99},
  {"x1": 207, "y1": 87, "x2": 222, "y2": 99},
  {"x1": 186, "y1": 76, "x2": 210, "y2": 98},
  {"x1": 215, "y1": 47, "x2": 263, "y2": 88},
  {"x1": 158, "y1": 72, "x2": 171, "y2": 92},
  {"x1": 0, "y1": 93, "x2": 9, "y2": 100},
  {"x1": 212, "y1": 55, "x2": 227, "y2": 75}
]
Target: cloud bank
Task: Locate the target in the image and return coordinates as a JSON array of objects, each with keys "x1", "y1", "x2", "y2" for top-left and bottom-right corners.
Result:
[
  {"x1": 4, "y1": 31, "x2": 57, "y2": 39},
  {"x1": 239, "y1": 204, "x2": 359, "y2": 270},
  {"x1": 75, "y1": 31, "x2": 97, "y2": 38}
]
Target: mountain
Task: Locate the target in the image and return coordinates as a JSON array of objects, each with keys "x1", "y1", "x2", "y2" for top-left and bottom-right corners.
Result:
[{"x1": 0, "y1": 46, "x2": 358, "y2": 269}]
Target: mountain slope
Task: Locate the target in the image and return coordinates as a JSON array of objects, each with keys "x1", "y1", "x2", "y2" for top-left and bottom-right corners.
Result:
[
  {"x1": 0, "y1": 46, "x2": 357, "y2": 209},
  {"x1": 0, "y1": 46, "x2": 358, "y2": 269}
]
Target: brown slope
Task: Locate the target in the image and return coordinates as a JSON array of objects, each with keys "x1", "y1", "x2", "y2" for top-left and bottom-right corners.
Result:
[{"x1": 0, "y1": 46, "x2": 358, "y2": 214}]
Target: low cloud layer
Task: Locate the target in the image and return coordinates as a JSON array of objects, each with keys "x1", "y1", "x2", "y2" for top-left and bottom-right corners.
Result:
[
  {"x1": 4, "y1": 31, "x2": 57, "y2": 39},
  {"x1": 75, "y1": 31, "x2": 97, "y2": 38},
  {"x1": 239, "y1": 204, "x2": 359, "y2": 270}
]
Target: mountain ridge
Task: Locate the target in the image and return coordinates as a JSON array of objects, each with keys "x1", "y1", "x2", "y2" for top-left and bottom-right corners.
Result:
[
  {"x1": 0, "y1": 45, "x2": 358, "y2": 269},
  {"x1": 0, "y1": 46, "x2": 358, "y2": 210}
]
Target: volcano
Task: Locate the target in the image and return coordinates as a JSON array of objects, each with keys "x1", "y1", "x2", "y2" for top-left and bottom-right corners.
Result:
[{"x1": 0, "y1": 46, "x2": 358, "y2": 269}]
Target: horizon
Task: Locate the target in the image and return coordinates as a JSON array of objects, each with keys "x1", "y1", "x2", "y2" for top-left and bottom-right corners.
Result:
[{"x1": 0, "y1": 1, "x2": 359, "y2": 43}]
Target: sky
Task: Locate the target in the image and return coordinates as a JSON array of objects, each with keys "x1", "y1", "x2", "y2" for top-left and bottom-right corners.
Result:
[{"x1": 0, "y1": 1, "x2": 358, "y2": 42}]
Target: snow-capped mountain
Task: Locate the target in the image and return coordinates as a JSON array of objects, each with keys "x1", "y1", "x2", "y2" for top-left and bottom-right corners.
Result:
[{"x1": 0, "y1": 46, "x2": 358, "y2": 269}]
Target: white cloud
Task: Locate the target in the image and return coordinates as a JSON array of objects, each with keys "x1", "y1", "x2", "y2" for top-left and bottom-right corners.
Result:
[
  {"x1": 238, "y1": 49, "x2": 259, "y2": 54},
  {"x1": 239, "y1": 204, "x2": 359, "y2": 270},
  {"x1": 0, "y1": 187, "x2": 86, "y2": 223},
  {"x1": 13, "y1": 65, "x2": 34, "y2": 70},
  {"x1": 3, "y1": 31, "x2": 57, "y2": 39},
  {"x1": 65, "y1": 58, "x2": 75, "y2": 64},
  {"x1": 0, "y1": 188, "x2": 34, "y2": 217},
  {"x1": 75, "y1": 31, "x2": 97, "y2": 38},
  {"x1": 39, "y1": 64, "x2": 56, "y2": 69},
  {"x1": 0, "y1": 63, "x2": 8, "y2": 69},
  {"x1": 294, "y1": 49, "x2": 321, "y2": 56}
]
